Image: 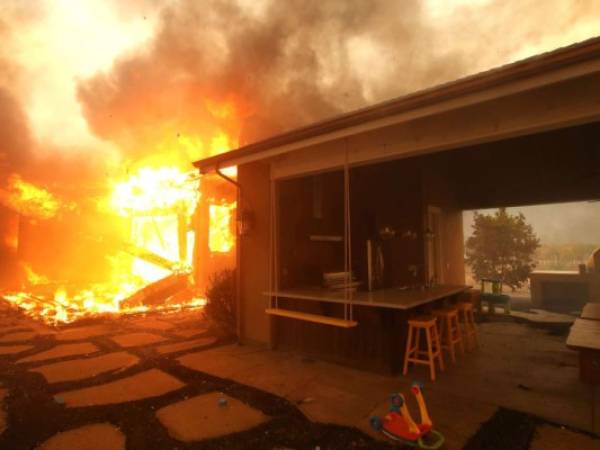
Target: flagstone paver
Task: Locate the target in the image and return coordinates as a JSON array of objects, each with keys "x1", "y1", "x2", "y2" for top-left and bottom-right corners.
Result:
[
  {"x1": 0, "y1": 344, "x2": 34, "y2": 355},
  {"x1": 132, "y1": 318, "x2": 174, "y2": 331},
  {"x1": 529, "y1": 424, "x2": 599, "y2": 450},
  {"x1": 31, "y1": 351, "x2": 140, "y2": 383},
  {"x1": 111, "y1": 332, "x2": 167, "y2": 348},
  {"x1": 0, "y1": 331, "x2": 38, "y2": 342},
  {"x1": 18, "y1": 343, "x2": 99, "y2": 364},
  {"x1": 55, "y1": 369, "x2": 185, "y2": 407},
  {"x1": 156, "y1": 336, "x2": 217, "y2": 355},
  {"x1": 37, "y1": 423, "x2": 125, "y2": 450},
  {"x1": 156, "y1": 392, "x2": 268, "y2": 442},
  {"x1": 55, "y1": 325, "x2": 114, "y2": 341},
  {"x1": 173, "y1": 326, "x2": 209, "y2": 338},
  {"x1": 177, "y1": 345, "x2": 267, "y2": 379}
]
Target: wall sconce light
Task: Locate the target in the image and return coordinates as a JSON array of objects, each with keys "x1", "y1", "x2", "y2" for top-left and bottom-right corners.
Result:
[
  {"x1": 424, "y1": 227, "x2": 435, "y2": 240},
  {"x1": 379, "y1": 226, "x2": 418, "y2": 241},
  {"x1": 237, "y1": 209, "x2": 254, "y2": 236},
  {"x1": 378, "y1": 225, "x2": 396, "y2": 240},
  {"x1": 400, "y1": 230, "x2": 418, "y2": 240}
]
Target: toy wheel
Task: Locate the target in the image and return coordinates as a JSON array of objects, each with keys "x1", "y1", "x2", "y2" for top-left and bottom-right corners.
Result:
[
  {"x1": 417, "y1": 430, "x2": 445, "y2": 450},
  {"x1": 369, "y1": 416, "x2": 383, "y2": 431}
]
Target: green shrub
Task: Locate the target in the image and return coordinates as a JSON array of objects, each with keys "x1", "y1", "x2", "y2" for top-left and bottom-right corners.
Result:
[{"x1": 204, "y1": 269, "x2": 236, "y2": 337}]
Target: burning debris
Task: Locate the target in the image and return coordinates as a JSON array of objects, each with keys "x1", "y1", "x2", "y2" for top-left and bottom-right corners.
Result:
[{"x1": 0, "y1": 164, "x2": 236, "y2": 325}]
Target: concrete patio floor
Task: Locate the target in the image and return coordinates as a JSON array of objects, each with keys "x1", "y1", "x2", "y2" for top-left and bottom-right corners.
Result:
[
  {"x1": 178, "y1": 319, "x2": 599, "y2": 449},
  {"x1": 0, "y1": 302, "x2": 597, "y2": 449}
]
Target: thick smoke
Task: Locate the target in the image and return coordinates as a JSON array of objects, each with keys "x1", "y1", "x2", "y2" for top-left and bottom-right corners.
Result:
[
  {"x1": 0, "y1": 85, "x2": 31, "y2": 287},
  {"x1": 78, "y1": 0, "x2": 600, "y2": 160},
  {"x1": 0, "y1": 88, "x2": 32, "y2": 179},
  {"x1": 77, "y1": 1, "x2": 448, "y2": 157}
]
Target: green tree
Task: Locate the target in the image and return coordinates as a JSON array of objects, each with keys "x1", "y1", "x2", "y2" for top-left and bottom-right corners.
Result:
[{"x1": 466, "y1": 208, "x2": 540, "y2": 290}]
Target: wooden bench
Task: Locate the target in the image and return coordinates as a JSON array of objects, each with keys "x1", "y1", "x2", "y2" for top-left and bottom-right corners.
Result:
[
  {"x1": 581, "y1": 303, "x2": 600, "y2": 321},
  {"x1": 265, "y1": 308, "x2": 358, "y2": 328},
  {"x1": 566, "y1": 318, "x2": 600, "y2": 384}
]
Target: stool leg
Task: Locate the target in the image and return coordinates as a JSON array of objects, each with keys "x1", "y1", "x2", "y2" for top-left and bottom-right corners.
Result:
[
  {"x1": 432, "y1": 323, "x2": 445, "y2": 371},
  {"x1": 403, "y1": 325, "x2": 414, "y2": 375},
  {"x1": 465, "y1": 312, "x2": 474, "y2": 351},
  {"x1": 425, "y1": 327, "x2": 436, "y2": 382},
  {"x1": 455, "y1": 315, "x2": 465, "y2": 355},
  {"x1": 459, "y1": 309, "x2": 469, "y2": 350},
  {"x1": 446, "y1": 317, "x2": 456, "y2": 364}
]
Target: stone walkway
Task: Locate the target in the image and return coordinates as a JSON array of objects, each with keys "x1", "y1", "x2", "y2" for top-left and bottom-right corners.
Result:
[
  {"x1": 0, "y1": 305, "x2": 393, "y2": 450},
  {"x1": 0, "y1": 302, "x2": 598, "y2": 449}
]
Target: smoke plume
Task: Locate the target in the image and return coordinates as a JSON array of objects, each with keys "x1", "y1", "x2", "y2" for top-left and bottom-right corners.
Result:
[
  {"x1": 77, "y1": 1, "x2": 455, "y2": 157},
  {"x1": 78, "y1": 0, "x2": 600, "y2": 160}
]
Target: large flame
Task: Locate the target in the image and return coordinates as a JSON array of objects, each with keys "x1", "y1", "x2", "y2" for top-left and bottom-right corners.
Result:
[
  {"x1": 209, "y1": 202, "x2": 236, "y2": 253},
  {"x1": 1, "y1": 136, "x2": 237, "y2": 325},
  {"x1": 110, "y1": 167, "x2": 199, "y2": 217}
]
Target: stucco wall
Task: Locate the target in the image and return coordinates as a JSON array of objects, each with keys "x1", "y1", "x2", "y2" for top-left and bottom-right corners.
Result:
[{"x1": 238, "y1": 161, "x2": 272, "y2": 344}]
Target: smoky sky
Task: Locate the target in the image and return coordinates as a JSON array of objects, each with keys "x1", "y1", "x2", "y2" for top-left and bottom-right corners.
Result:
[
  {"x1": 0, "y1": 88, "x2": 32, "y2": 179},
  {"x1": 76, "y1": 0, "x2": 465, "y2": 156},
  {"x1": 76, "y1": 0, "x2": 600, "y2": 160}
]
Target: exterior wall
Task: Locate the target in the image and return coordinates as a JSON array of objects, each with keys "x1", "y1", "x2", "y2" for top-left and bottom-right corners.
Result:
[{"x1": 238, "y1": 161, "x2": 272, "y2": 344}]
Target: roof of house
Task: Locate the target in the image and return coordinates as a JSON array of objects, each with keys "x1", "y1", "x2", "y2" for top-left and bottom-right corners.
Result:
[{"x1": 193, "y1": 36, "x2": 600, "y2": 173}]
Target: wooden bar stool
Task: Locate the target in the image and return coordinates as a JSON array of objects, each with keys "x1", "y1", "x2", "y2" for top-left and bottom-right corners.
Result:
[
  {"x1": 457, "y1": 301, "x2": 478, "y2": 351},
  {"x1": 459, "y1": 289, "x2": 481, "y2": 317},
  {"x1": 432, "y1": 307, "x2": 464, "y2": 364},
  {"x1": 403, "y1": 315, "x2": 444, "y2": 381}
]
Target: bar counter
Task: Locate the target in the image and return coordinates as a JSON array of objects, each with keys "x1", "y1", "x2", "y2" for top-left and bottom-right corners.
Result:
[
  {"x1": 265, "y1": 284, "x2": 470, "y2": 374},
  {"x1": 265, "y1": 285, "x2": 469, "y2": 310}
]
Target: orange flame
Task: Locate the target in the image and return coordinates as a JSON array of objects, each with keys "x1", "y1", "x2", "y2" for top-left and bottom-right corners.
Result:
[
  {"x1": 1, "y1": 132, "x2": 237, "y2": 325},
  {"x1": 0, "y1": 174, "x2": 62, "y2": 219},
  {"x1": 209, "y1": 202, "x2": 236, "y2": 253}
]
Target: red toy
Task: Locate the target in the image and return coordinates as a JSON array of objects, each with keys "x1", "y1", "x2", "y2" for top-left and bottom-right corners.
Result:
[{"x1": 370, "y1": 382, "x2": 445, "y2": 449}]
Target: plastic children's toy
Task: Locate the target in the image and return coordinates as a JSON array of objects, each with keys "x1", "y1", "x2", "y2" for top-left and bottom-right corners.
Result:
[{"x1": 370, "y1": 382, "x2": 445, "y2": 449}]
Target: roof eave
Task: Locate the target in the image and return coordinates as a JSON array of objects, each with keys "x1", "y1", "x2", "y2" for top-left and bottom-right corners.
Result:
[{"x1": 193, "y1": 36, "x2": 600, "y2": 172}]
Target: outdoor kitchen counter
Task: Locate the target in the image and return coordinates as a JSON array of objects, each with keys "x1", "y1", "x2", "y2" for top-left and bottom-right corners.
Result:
[
  {"x1": 265, "y1": 284, "x2": 470, "y2": 374},
  {"x1": 264, "y1": 285, "x2": 469, "y2": 310}
]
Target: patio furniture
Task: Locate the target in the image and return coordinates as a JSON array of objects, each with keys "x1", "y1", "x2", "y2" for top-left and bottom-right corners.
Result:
[
  {"x1": 566, "y1": 318, "x2": 600, "y2": 384},
  {"x1": 403, "y1": 316, "x2": 444, "y2": 381},
  {"x1": 457, "y1": 301, "x2": 478, "y2": 351},
  {"x1": 432, "y1": 307, "x2": 464, "y2": 364},
  {"x1": 581, "y1": 302, "x2": 600, "y2": 321},
  {"x1": 479, "y1": 278, "x2": 511, "y2": 314}
]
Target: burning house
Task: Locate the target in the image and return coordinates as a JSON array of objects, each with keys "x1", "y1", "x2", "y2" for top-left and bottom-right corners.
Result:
[{"x1": 0, "y1": 161, "x2": 237, "y2": 325}]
